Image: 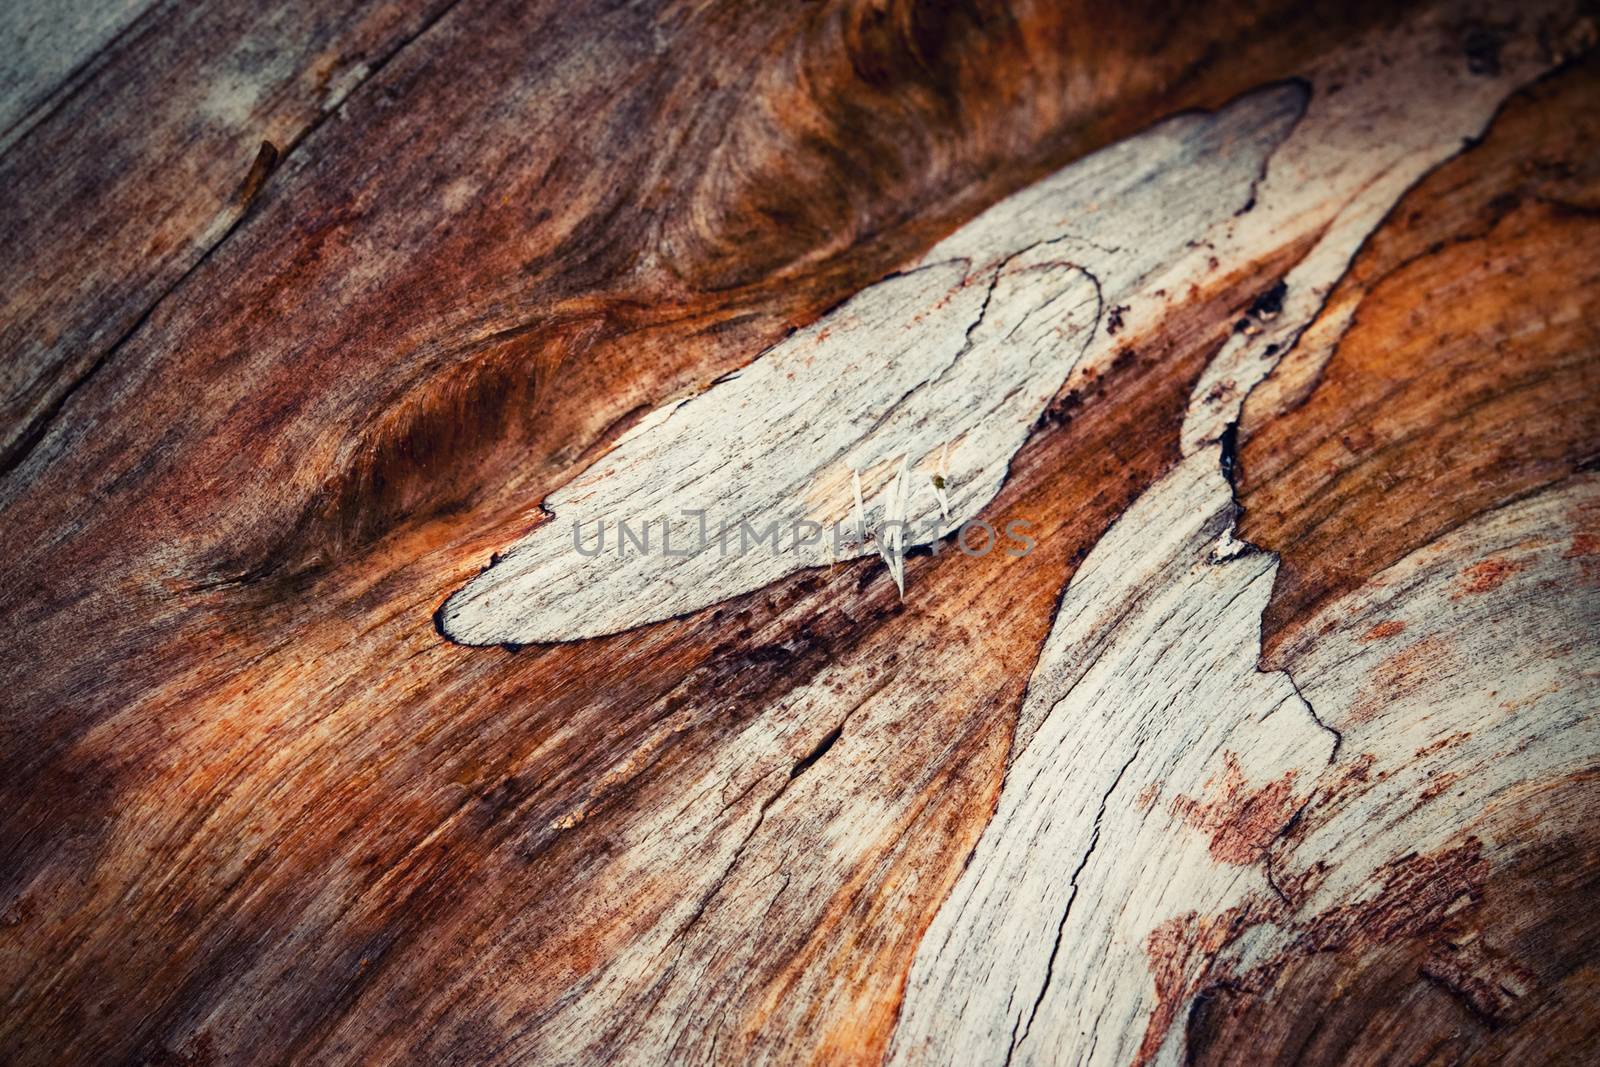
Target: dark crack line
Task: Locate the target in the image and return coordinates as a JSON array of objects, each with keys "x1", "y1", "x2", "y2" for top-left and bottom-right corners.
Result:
[
  {"x1": 1232, "y1": 78, "x2": 1313, "y2": 220},
  {"x1": 816, "y1": 234, "x2": 1102, "y2": 466},
  {"x1": 1282, "y1": 669, "x2": 1342, "y2": 763},
  {"x1": 1261, "y1": 801, "x2": 1310, "y2": 909},
  {"x1": 828, "y1": 253, "x2": 1006, "y2": 453},
  {"x1": 1217, "y1": 415, "x2": 1344, "y2": 769},
  {"x1": 0, "y1": 0, "x2": 469, "y2": 483},
  {"x1": 1006, "y1": 742, "x2": 1143, "y2": 1064}
]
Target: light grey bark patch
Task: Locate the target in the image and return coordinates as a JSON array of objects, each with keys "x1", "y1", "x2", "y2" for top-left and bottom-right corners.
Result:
[
  {"x1": 438, "y1": 84, "x2": 1306, "y2": 645},
  {"x1": 0, "y1": 0, "x2": 153, "y2": 144},
  {"x1": 886, "y1": 5, "x2": 1587, "y2": 1061}
]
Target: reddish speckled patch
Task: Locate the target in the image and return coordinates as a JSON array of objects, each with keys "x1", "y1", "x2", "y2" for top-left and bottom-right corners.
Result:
[
  {"x1": 1456, "y1": 557, "x2": 1524, "y2": 596},
  {"x1": 1565, "y1": 533, "x2": 1600, "y2": 557},
  {"x1": 1349, "y1": 635, "x2": 1451, "y2": 725},
  {"x1": 1566, "y1": 533, "x2": 1600, "y2": 584},
  {"x1": 1361, "y1": 619, "x2": 1406, "y2": 641},
  {"x1": 1136, "y1": 907, "x2": 1248, "y2": 1067},
  {"x1": 1414, "y1": 731, "x2": 1471, "y2": 758},
  {"x1": 1142, "y1": 838, "x2": 1495, "y2": 1064},
  {"x1": 1418, "y1": 770, "x2": 1462, "y2": 802},
  {"x1": 1300, "y1": 839, "x2": 1488, "y2": 953},
  {"x1": 1171, "y1": 753, "x2": 1301, "y2": 866}
]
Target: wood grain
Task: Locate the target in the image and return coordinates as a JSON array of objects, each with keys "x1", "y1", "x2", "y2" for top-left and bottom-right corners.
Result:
[
  {"x1": 440, "y1": 84, "x2": 1305, "y2": 644},
  {"x1": 2, "y1": 0, "x2": 1596, "y2": 1064},
  {"x1": 1238, "y1": 49, "x2": 1600, "y2": 650},
  {"x1": 886, "y1": 13, "x2": 1594, "y2": 1064},
  {"x1": 0, "y1": 0, "x2": 456, "y2": 469}
]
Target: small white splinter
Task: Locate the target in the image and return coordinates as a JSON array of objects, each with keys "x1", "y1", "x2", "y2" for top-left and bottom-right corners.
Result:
[
  {"x1": 844, "y1": 452, "x2": 935, "y2": 599},
  {"x1": 851, "y1": 464, "x2": 869, "y2": 543},
  {"x1": 874, "y1": 455, "x2": 910, "y2": 598}
]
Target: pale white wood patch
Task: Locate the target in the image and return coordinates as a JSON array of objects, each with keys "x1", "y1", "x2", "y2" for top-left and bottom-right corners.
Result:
[
  {"x1": 442, "y1": 0, "x2": 1587, "y2": 647},
  {"x1": 425, "y1": 0, "x2": 1600, "y2": 1055},
  {"x1": 887, "y1": 449, "x2": 1333, "y2": 1067},
  {"x1": 1262, "y1": 473, "x2": 1600, "y2": 917},
  {"x1": 439, "y1": 86, "x2": 1307, "y2": 644},
  {"x1": 889, "y1": 460, "x2": 1598, "y2": 1066},
  {"x1": 886, "y1": 6, "x2": 1591, "y2": 1063}
]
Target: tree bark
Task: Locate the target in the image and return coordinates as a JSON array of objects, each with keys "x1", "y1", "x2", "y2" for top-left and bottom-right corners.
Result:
[{"x1": 2, "y1": 1, "x2": 1596, "y2": 1064}]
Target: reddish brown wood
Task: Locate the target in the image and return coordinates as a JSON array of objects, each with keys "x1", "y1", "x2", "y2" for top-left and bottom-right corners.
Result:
[
  {"x1": 3, "y1": 3, "x2": 1596, "y2": 1065},
  {"x1": 1239, "y1": 53, "x2": 1600, "y2": 656}
]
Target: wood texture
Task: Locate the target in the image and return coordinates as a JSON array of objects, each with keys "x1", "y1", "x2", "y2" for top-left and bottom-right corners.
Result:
[
  {"x1": 0, "y1": 0, "x2": 456, "y2": 469},
  {"x1": 440, "y1": 84, "x2": 1304, "y2": 644},
  {"x1": 2, "y1": 0, "x2": 1597, "y2": 1064},
  {"x1": 888, "y1": 20, "x2": 1599, "y2": 1064}
]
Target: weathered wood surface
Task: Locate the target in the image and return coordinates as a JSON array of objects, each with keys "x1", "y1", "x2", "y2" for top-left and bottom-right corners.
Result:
[{"x1": 2, "y1": 0, "x2": 1597, "y2": 1064}]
